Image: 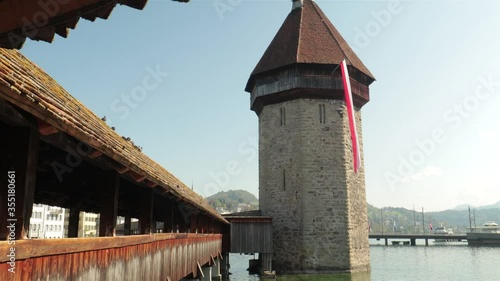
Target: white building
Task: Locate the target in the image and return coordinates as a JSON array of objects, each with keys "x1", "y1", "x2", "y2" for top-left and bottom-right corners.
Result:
[
  {"x1": 30, "y1": 206, "x2": 103, "y2": 238},
  {"x1": 29, "y1": 204, "x2": 66, "y2": 239},
  {"x1": 79, "y1": 212, "x2": 99, "y2": 237}
]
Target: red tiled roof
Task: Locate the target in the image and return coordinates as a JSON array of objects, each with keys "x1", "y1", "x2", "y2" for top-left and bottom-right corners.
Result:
[
  {"x1": 247, "y1": 0, "x2": 374, "y2": 88},
  {"x1": 0, "y1": 0, "x2": 190, "y2": 50},
  {"x1": 0, "y1": 49, "x2": 227, "y2": 224}
]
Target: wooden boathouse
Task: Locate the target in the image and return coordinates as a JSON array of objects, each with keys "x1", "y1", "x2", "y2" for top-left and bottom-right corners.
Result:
[
  {"x1": 224, "y1": 211, "x2": 273, "y2": 274},
  {"x1": 0, "y1": 48, "x2": 229, "y2": 280}
]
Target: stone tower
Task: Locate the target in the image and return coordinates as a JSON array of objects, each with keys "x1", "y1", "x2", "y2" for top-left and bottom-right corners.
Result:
[{"x1": 245, "y1": 0, "x2": 375, "y2": 274}]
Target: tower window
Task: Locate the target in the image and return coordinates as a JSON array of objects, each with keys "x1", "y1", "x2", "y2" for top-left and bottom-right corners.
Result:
[
  {"x1": 319, "y1": 104, "x2": 326, "y2": 124},
  {"x1": 283, "y1": 169, "x2": 286, "y2": 191},
  {"x1": 280, "y1": 107, "x2": 286, "y2": 126}
]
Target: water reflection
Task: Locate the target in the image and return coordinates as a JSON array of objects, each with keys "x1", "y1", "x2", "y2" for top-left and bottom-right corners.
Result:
[
  {"x1": 227, "y1": 254, "x2": 370, "y2": 281},
  {"x1": 277, "y1": 272, "x2": 370, "y2": 281},
  {"x1": 227, "y1": 244, "x2": 500, "y2": 281}
]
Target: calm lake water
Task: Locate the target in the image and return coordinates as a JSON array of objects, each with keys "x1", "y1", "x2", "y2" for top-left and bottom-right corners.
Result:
[{"x1": 227, "y1": 241, "x2": 500, "y2": 281}]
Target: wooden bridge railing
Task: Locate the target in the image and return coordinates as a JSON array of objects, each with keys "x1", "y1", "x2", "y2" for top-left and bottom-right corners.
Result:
[{"x1": 0, "y1": 233, "x2": 222, "y2": 281}]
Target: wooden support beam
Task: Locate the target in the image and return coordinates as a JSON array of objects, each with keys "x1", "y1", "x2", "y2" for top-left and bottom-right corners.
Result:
[
  {"x1": 37, "y1": 119, "x2": 58, "y2": 136},
  {"x1": 128, "y1": 170, "x2": 146, "y2": 183},
  {"x1": 124, "y1": 214, "x2": 131, "y2": 236},
  {"x1": 89, "y1": 150, "x2": 103, "y2": 159},
  {"x1": 190, "y1": 214, "x2": 198, "y2": 233},
  {"x1": 147, "y1": 180, "x2": 158, "y2": 188},
  {"x1": 55, "y1": 25, "x2": 69, "y2": 38},
  {"x1": 0, "y1": 33, "x2": 25, "y2": 49},
  {"x1": 116, "y1": 166, "x2": 129, "y2": 174},
  {"x1": 27, "y1": 25, "x2": 56, "y2": 43},
  {"x1": 0, "y1": 123, "x2": 39, "y2": 240},
  {"x1": 68, "y1": 208, "x2": 80, "y2": 238},
  {"x1": 0, "y1": 97, "x2": 30, "y2": 126},
  {"x1": 0, "y1": 0, "x2": 111, "y2": 35},
  {"x1": 64, "y1": 16, "x2": 80, "y2": 29},
  {"x1": 139, "y1": 188, "x2": 154, "y2": 234},
  {"x1": 122, "y1": 0, "x2": 148, "y2": 10},
  {"x1": 175, "y1": 204, "x2": 188, "y2": 233},
  {"x1": 197, "y1": 262, "x2": 204, "y2": 278},
  {"x1": 164, "y1": 203, "x2": 174, "y2": 233},
  {"x1": 99, "y1": 172, "x2": 120, "y2": 237}
]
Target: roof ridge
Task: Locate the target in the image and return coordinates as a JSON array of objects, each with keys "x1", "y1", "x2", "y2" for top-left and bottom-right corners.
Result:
[{"x1": 296, "y1": 4, "x2": 304, "y2": 63}]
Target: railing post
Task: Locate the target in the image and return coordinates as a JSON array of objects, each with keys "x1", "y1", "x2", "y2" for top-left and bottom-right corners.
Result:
[
  {"x1": 190, "y1": 214, "x2": 198, "y2": 233},
  {"x1": 124, "y1": 213, "x2": 131, "y2": 235},
  {"x1": 68, "y1": 207, "x2": 80, "y2": 237},
  {"x1": 99, "y1": 172, "x2": 120, "y2": 237},
  {"x1": 139, "y1": 188, "x2": 154, "y2": 234}
]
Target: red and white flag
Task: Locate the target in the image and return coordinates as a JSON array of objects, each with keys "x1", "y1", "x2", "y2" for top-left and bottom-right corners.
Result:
[{"x1": 340, "y1": 59, "x2": 361, "y2": 173}]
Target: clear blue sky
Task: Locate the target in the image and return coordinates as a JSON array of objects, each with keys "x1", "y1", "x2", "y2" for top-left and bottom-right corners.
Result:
[{"x1": 21, "y1": 0, "x2": 500, "y2": 211}]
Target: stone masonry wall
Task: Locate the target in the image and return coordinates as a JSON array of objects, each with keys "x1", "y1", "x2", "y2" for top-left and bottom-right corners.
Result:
[{"x1": 259, "y1": 98, "x2": 369, "y2": 273}]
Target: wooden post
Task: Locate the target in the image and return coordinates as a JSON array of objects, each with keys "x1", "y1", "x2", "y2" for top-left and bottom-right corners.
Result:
[
  {"x1": 171, "y1": 204, "x2": 176, "y2": 232},
  {"x1": 99, "y1": 172, "x2": 120, "y2": 237},
  {"x1": 0, "y1": 124, "x2": 39, "y2": 240},
  {"x1": 68, "y1": 208, "x2": 80, "y2": 237},
  {"x1": 139, "y1": 188, "x2": 154, "y2": 234},
  {"x1": 190, "y1": 214, "x2": 198, "y2": 233},
  {"x1": 124, "y1": 214, "x2": 131, "y2": 235},
  {"x1": 164, "y1": 203, "x2": 173, "y2": 233}
]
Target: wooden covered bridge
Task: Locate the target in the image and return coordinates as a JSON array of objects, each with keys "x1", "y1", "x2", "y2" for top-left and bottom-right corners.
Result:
[{"x1": 0, "y1": 48, "x2": 229, "y2": 280}]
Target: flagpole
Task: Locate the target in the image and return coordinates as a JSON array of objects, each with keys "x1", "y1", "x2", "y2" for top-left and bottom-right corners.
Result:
[{"x1": 421, "y1": 207, "x2": 425, "y2": 234}]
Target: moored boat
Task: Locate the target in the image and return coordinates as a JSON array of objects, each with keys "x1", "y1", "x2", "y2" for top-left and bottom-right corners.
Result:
[{"x1": 467, "y1": 221, "x2": 500, "y2": 246}]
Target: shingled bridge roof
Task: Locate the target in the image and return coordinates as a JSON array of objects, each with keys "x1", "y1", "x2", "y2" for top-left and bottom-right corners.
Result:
[{"x1": 0, "y1": 48, "x2": 227, "y2": 224}]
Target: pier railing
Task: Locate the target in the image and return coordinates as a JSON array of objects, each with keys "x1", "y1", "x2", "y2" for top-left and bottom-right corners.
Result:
[{"x1": 369, "y1": 233, "x2": 466, "y2": 239}]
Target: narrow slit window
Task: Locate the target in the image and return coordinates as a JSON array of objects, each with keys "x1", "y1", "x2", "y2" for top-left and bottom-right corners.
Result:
[
  {"x1": 319, "y1": 104, "x2": 326, "y2": 124},
  {"x1": 280, "y1": 107, "x2": 286, "y2": 126},
  {"x1": 283, "y1": 169, "x2": 286, "y2": 191}
]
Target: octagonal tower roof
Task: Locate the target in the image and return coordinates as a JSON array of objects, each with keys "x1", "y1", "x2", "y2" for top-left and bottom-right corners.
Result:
[{"x1": 246, "y1": 0, "x2": 374, "y2": 92}]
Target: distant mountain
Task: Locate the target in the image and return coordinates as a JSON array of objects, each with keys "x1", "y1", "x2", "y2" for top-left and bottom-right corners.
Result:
[
  {"x1": 206, "y1": 190, "x2": 258, "y2": 213},
  {"x1": 477, "y1": 201, "x2": 500, "y2": 210},
  {"x1": 206, "y1": 191, "x2": 500, "y2": 230},
  {"x1": 451, "y1": 204, "x2": 473, "y2": 211},
  {"x1": 451, "y1": 201, "x2": 500, "y2": 211}
]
